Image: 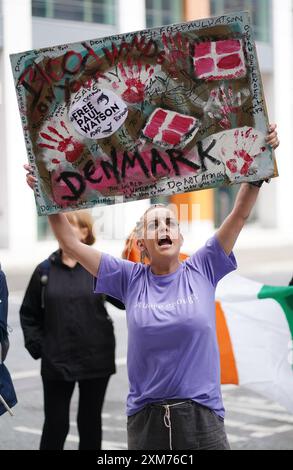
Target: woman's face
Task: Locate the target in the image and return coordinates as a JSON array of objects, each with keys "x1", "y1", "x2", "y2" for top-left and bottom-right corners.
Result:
[{"x1": 137, "y1": 207, "x2": 183, "y2": 264}]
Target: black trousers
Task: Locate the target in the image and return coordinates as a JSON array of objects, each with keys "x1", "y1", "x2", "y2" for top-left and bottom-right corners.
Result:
[
  {"x1": 40, "y1": 376, "x2": 110, "y2": 450},
  {"x1": 128, "y1": 399, "x2": 230, "y2": 450}
]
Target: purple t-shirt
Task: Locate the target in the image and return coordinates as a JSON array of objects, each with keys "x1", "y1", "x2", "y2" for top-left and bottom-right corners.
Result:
[{"x1": 94, "y1": 235, "x2": 237, "y2": 418}]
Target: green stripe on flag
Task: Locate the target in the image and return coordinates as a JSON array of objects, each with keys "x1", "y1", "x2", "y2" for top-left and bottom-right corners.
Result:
[{"x1": 258, "y1": 286, "x2": 293, "y2": 341}]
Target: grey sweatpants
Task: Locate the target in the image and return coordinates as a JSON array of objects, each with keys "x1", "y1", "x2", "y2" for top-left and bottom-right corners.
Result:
[{"x1": 127, "y1": 399, "x2": 230, "y2": 450}]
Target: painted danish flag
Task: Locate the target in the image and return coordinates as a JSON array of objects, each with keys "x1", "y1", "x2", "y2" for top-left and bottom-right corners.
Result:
[
  {"x1": 142, "y1": 108, "x2": 199, "y2": 149},
  {"x1": 194, "y1": 39, "x2": 247, "y2": 81}
]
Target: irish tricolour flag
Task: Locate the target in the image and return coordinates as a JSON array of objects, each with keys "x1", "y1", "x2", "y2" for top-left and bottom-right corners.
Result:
[{"x1": 216, "y1": 274, "x2": 293, "y2": 414}]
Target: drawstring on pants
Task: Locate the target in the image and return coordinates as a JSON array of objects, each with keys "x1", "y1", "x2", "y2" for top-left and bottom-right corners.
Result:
[{"x1": 163, "y1": 401, "x2": 187, "y2": 450}]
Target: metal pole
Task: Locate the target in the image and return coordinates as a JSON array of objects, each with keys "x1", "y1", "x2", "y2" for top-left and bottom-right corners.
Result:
[{"x1": 0, "y1": 393, "x2": 14, "y2": 416}]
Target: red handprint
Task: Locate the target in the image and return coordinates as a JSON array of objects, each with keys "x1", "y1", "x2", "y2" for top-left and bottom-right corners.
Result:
[
  {"x1": 39, "y1": 121, "x2": 84, "y2": 163},
  {"x1": 205, "y1": 85, "x2": 250, "y2": 130},
  {"x1": 225, "y1": 128, "x2": 266, "y2": 176},
  {"x1": 161, "y1": 32, "x2": 191, "y2": 77},
  {"x1": 114, "y1": 58, "x2": 154, "y2": 104}
]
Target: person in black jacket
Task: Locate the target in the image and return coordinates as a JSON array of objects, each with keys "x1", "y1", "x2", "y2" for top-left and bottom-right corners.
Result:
[
  {"x1": 20, "y1": 211, "x2": 125, "y2": 450},
  {"x1": 0, "y1": 266, "x2": 17, "y2": 417}
]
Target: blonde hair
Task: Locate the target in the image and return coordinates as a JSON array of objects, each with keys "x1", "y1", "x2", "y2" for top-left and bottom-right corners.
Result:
[
  {"x1": 122, "y1": 204, "x2": 173, "y2": 264},
  {"x1": 65, "y1": 210, "x2": 96, "y2": 246}
]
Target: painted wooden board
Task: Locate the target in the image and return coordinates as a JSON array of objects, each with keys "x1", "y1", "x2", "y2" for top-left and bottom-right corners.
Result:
[{"x1": 10, "y1": 11, "x2": 277, "y2": 215}]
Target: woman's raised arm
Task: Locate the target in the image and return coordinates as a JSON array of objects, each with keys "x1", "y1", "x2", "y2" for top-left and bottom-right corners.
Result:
[
  {"x1": 48, "y1": 213, "x2": 102, "y2": 277},
  {"x1": 24, "y1": 164, "x2": 102, "y2": 277}
]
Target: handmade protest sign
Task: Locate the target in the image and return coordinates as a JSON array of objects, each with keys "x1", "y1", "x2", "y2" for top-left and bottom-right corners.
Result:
[{"x1": 10, "y1": 11, "x2": 278, "y2": 215}]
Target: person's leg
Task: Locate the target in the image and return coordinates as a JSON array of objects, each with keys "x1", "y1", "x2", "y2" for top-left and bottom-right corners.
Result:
[
  {"x1": 40, "y1": 378, "x2": 75, "y2": 450},
  {"x1": 77, "y1": 376, "x2": 110, "y2": 450},
  {"x1": 172, "y1": 401, "x2": 231, "y2": 450},
  {"x1": 127, "y1": 405, "x2": 170, "y2": 450}
]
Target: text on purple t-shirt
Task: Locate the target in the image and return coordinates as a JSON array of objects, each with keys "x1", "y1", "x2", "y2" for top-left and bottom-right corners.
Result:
[{"x1": 94, "y1": 235, "x2": 237, "y2": 418}]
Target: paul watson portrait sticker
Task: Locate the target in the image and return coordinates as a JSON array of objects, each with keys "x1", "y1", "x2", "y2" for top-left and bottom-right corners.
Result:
[{"x1": 69, "y1": 88, "x2": 128, "y2": 139}]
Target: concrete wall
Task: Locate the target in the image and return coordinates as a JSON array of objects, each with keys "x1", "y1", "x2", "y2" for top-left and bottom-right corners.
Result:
[
  {"x1": 272, "y1": 0, "x2": 293, "y2": 233},
  {"x1": 32, "y1": 16, "x2": 116, "y2": 49},
  {"x1": 1, "y1": 0, "x2": 35, "y2": 253},
  {"x1": 0, "y1": 46, "x2": 9, "y2": 247}
]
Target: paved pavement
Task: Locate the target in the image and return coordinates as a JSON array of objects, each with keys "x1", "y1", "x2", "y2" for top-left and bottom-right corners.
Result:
[
  {"x1": 0, "y1": 238, "x2": 293, "y2": 450},
  {"x1": 1, "y1": 285, "x2": 293, "y2": 451}
]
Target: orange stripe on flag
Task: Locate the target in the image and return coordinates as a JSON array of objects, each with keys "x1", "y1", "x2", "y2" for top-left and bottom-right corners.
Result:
[{"x1": 216, "y1": 302, "x2": 239, "y2": 385}]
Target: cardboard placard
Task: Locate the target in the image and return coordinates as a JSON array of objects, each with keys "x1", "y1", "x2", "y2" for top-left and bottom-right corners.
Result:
[{"x1": 10, "y1": 11, "x2": 277, "y2": 215}]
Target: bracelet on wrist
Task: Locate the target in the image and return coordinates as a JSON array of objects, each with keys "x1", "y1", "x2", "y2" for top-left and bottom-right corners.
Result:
[
  {"x1": 249, "y1": 178, "x2": 271, "y2": 188},
  {"x1": 249, "y1": 180, "x2": 264, "y2": 188}
]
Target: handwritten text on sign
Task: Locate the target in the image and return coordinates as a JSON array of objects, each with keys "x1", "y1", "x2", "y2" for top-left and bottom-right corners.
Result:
[{"x1": 10, "y1": 12, "x2": 276, "y2": 215}]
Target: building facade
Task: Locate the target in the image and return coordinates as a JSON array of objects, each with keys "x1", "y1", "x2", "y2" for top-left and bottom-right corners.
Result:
[{"x1": 0, "y1": 0, "x2": 292, "y2": 259}]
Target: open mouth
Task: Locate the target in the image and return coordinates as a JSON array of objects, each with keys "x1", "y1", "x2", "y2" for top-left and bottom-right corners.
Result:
[{"x1": 158, "y1": 235, "x2": 173, "y2": 247}]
